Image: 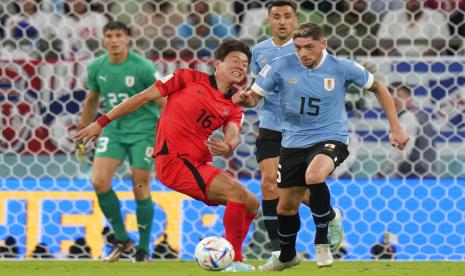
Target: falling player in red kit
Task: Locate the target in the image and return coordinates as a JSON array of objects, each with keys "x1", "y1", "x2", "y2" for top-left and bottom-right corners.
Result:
[{"x1": 74, "y1": 39, "x2": 259, "y2": 272}]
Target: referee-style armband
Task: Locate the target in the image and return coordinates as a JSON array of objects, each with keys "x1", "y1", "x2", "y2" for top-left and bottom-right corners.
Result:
[{"x1": 96, "y1": 114, "x2": 111, "y2": 127}]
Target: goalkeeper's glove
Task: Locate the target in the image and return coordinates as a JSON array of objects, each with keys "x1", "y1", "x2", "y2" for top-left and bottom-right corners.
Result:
[{"x1": 75, "y1": 141, "x2": 87, "y2": 163}]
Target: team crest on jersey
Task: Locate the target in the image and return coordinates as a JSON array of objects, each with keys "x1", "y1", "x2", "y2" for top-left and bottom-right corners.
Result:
[
  {"x1": 324, "y1": 77, "x2": 335, "y2": 92},
  {"x1": 125, "y1": 76, "x2": 135, "y2": 87}
]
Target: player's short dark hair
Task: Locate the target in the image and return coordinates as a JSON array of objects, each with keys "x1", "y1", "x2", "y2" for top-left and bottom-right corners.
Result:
[
  {"x1": 103, "y1": 21, "x2": 130, "y2": 36},
  {"x1": 267, "y1": 0, "x2": 297, "y2": 14},
  {"x1": 293, "y1": 22, "x2": 323, "y2": 40},
  {"x1": 214, "y1": 39, "x2": 251, "y2": 64}
]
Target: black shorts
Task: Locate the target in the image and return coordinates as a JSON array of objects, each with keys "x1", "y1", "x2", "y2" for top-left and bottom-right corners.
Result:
[
  {"x1": 278, "y1": 140, "x2": 349, "y2": 188},
  {"x1": 256, "y1": 128, "x2": 282, "y2": 163}
]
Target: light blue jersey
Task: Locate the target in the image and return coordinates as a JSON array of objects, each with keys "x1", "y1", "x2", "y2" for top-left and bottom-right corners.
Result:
[
  {"x1": 252, "y1": 50, "x2": 374, "y2": 148},
  {"x1": 251, "y1": 38, "x2": 295, "y2": 132}
]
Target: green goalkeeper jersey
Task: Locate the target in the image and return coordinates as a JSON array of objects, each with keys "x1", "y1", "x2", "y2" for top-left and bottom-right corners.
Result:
[{"x1": 87, "y1": 51, "x2": 160, "y2": 143}]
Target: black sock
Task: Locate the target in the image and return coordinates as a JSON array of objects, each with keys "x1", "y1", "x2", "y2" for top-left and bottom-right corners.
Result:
[
  {"x1": 308, "y1": 182, "x2": 335, "y2": 244},
  {"x1": 262, "y1": 199, "x2": 280, "y2": 251},
  {"x1": 277, "y1": 213, "x2": 300, "y2": 262}
]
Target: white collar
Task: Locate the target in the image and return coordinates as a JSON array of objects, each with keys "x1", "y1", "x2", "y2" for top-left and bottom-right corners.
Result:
[
  {"x1": 272, "y1": 38, "x2": 293, "y2": 48},
  {"x1": 312, "y1": 49, "x2": 328, "y2": 70}
]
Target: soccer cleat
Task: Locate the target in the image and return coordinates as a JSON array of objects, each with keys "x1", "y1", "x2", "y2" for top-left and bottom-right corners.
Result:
[
  {"x1": 258, "y1": 253, "x2": 303, "y2": 272},
  {"x1": 221, "y1": 261, "x2": 256, "y2": 272},
  {"x1": 315, "y1": 244, "x2": 333, "y2": 267},
  {"x1": 132, "y1": 249, "x2": 149, "y2": 263},
  {"x1": 328, "y1": 207, "x2": 344, "y2": 252},
  {"x1": 104, "y1": 239, "x2": 136, "y2": 262},
  {"x1": 266, "y1": 251, "x2": 280, "y2": 263},
  {"x1": 257, "y1": 250, "x2": 280, "y2": 271}
]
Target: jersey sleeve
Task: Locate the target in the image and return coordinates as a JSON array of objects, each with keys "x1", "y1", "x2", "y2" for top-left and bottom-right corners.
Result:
[
  {"x1": 154, "y1": 69, "x2": 197, "y2": 96},
  {"x1": 343, "y1": 59, "x2": 374, "y2": 89},
  {"x1": 86, "y1": 62, "x2": 99, "y2": 93},
  {"x1": 224, "y1": 106, "x2": 244, "y2": 131},
  {"x1": 250, "y1": 63, "x2": 277, "y2": 97}
]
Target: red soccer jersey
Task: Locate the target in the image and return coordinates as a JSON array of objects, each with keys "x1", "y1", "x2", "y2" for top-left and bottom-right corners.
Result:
[{"x1": 152, "y1": 69, "x2": 244, "y2": 162}]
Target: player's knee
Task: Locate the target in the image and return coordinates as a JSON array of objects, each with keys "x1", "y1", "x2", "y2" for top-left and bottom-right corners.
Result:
[
  {"x1": 277, "y1": 201, "x2": 299, "y2": 216},
  {"x1": 133, "y1": 172, "x2": 150, "y2": 186},
  {"x1": 226, "y1": 181, "x2": 248, "y2": 203},
  {"x1": 132, "y1": 172, "x2": 150, "y2": 190},
  {"x1": 305, "y1": 168, "x2": 327, "y2": 185},
  {"x1": 261, "y1": 171, "x2": 278, "y2": 187},
  {"x1": 260, "y1": 183, "x2": 278, "y2": 199},
  {"x1": 133, "y1": 181, "x2": 150, "y2": 190},
  {"x1": 92, "y1": 176, "x2": 111, "y2": 193},
  {"x1": 261, "y1": 170, "x2": 278, "y2": 196},
  {"x1": 277, "y1": 193, "x2": 300, "y2": 215},
  {"x1": 133, "y1": 181, "x2": 150, "y2": 199}
]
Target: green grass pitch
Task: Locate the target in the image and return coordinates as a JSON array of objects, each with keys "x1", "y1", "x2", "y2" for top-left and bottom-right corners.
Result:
[{"x1": 0, "y1": 260, "x2": 464, "y2": 276}]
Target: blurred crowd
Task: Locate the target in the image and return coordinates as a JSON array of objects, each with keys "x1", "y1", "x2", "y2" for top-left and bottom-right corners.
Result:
[
  {"x1": 1, "y1": 0, "x2": 458, "y2": 180},
  {"x1": 0, "y1": 0, "x2": 464, "y2": 60}
]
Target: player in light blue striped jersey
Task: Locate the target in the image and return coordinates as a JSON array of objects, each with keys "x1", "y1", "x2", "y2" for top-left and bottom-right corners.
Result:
[{"x1": 234, "y1": 22, "x2": 409, "y2": 271}]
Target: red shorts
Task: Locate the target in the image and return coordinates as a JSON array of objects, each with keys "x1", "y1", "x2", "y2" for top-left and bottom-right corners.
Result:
[{"x1": 155, "y1": 153, "x2": 223, "y2": 206}]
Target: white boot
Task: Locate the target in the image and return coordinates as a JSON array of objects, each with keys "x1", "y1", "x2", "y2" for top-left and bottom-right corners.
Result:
[
  {"x1": 315, "y1": 244, "x2": 333, "y2": 267},
  {"x1": 258, "y1": 252, "x2": 303, "y2": 272}
]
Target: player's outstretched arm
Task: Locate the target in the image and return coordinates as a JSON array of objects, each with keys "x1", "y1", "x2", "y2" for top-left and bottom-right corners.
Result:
[
  {"x1": 106, "y1": 85, "x2": 162, "y2": 121},
  {"x1": 368, "y1": 80, "x2": 409, "y2": 150},
  {"x1": 155, "y1": 96, "x2": 167, "y2": 112},
  {"x1": 73, "y1": 85, "x2": 163, "y2": 143},
  {"x1": 232, "y1": 89, "x2": 262, "y2": 107}
]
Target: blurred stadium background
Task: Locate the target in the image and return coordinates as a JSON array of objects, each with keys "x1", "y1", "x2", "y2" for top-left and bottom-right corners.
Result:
[{"x1": 0, "y1": 0, "x2": 464, "y2": 261}]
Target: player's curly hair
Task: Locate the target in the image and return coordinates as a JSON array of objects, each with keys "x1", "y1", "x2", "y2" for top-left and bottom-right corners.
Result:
[{"x1": 214, "y1": 39, "x2": 252, "y2": 64}]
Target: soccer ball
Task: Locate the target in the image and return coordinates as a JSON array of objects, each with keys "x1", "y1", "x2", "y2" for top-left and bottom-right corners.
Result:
[{"x1": 194, "y1": 236, "x2": 235, "y2": 271}]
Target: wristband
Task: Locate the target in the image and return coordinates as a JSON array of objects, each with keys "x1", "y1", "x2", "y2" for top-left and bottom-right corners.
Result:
[
  {"x1": 96, "y1": 114, "x2": 111, "y2": 127},
  {"x1": 226, "y1": 142, "x2": 234, "y2": 154}
]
